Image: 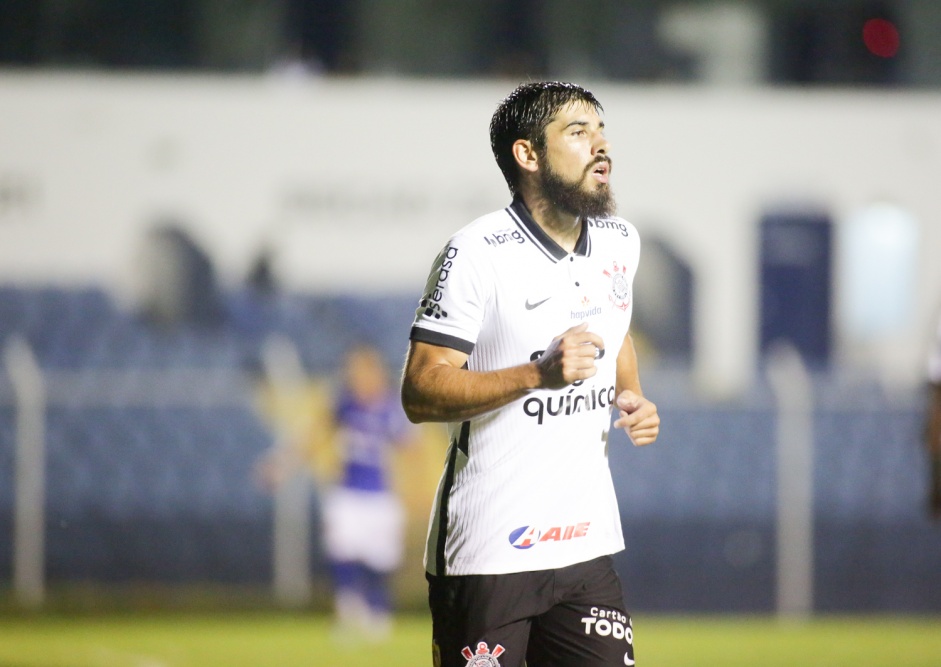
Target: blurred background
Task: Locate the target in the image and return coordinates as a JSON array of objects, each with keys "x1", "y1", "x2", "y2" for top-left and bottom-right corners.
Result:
[{"x1": 1, "y1": 0, "x2": 940, "y2": 624}]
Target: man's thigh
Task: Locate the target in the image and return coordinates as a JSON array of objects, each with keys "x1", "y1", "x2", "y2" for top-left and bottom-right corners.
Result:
[
  {"x1": 428, "y1": 570, "x2": 552, "y2": 667},
  {"x1": 527, "y1": 557, "x2": 636, "y2": 667},
  {"x1": 427, "y1": 558, "x2": 635, "y2": 667}
]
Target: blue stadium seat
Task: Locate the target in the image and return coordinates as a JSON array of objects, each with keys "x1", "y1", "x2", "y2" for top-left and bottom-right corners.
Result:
[{"x1": 2, "y1": 285, "x2": 939, "y2": 608}]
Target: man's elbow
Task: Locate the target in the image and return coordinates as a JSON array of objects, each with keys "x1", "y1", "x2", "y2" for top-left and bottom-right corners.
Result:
[
  {"x1": 402, "y1": 404, "x2": 427, "y2": 424},
  {"x1": 401, "y1": 381, "x2": 431, "y2": 424}
]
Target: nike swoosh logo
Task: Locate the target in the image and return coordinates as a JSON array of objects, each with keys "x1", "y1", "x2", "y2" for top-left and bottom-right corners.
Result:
[{"x1": 525, "y1": 297, "x2": 552, "y2": 310}]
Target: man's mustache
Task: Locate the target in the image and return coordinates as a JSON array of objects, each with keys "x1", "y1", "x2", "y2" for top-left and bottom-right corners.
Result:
[{"x1": 585, "y1": 155, "x2": 612, "y2": 174}]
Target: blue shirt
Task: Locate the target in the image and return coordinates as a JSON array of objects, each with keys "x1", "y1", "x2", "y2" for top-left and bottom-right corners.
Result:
[{"x1": 334, "y1": 390, "x2": 411, "y2": 492}]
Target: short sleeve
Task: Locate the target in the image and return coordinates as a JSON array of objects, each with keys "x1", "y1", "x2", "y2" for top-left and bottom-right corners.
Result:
[{"x1": 409, "y1": 232, "x2": 490, "y2": 355}]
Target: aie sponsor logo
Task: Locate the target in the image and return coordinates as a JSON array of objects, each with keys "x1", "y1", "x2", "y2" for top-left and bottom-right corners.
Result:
[{"x1": 509, "y1": 522, "x2": 590, "y2": 549}]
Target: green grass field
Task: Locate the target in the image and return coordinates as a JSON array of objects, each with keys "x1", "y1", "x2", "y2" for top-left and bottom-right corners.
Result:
[{"x1": 0, "y1": 613, "x2": 939, "y2": 667}]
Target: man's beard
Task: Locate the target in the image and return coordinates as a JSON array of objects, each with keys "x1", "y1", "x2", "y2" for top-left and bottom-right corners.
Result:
[{"x1": 539, "y1": 157, "x2": 616, "y2": 219}]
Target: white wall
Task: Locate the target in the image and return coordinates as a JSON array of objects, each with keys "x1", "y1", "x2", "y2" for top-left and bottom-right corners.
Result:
[{"x1": 1, "y1": 73, "x2": 939, "y2": 395}]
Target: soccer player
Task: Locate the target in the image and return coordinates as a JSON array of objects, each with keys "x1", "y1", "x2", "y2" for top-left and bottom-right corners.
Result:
[
  {"x1": 323, "y1": 343, "x2": 416, "y2": 639},
  {"x1": 926, "y1": 313, "x2": 941, "y2": 519},
  {"x1": 401, "y1": 82, "x2": 660, "y2": 667}
]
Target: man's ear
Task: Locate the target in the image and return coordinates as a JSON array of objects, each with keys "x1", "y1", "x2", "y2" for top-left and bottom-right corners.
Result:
[{"x1": 512, "y1": 139, "x2": 539, "y2": 174}]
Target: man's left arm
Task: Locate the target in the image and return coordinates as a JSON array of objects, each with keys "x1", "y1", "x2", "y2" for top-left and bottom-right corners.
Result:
[{"x1": 613, "y1": 331, "x2": 660, "y2": 446}]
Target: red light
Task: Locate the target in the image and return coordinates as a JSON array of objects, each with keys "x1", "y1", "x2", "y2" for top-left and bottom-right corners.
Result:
[{"x1": 862, "y1": 18, "x2": 900, "y2": 58}]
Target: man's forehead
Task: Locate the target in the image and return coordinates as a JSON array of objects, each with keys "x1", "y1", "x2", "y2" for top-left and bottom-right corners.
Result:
[{"x1": 547, "y1": 100, "x2": 603, "y2": 127}]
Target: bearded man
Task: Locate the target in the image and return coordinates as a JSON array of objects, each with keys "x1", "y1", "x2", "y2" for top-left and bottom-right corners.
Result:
[{"x1": 401, "y1": 81, "x2": 660, "y2": 667}]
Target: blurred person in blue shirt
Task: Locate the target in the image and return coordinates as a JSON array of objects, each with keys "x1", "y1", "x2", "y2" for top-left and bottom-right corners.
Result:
[{"x1": 322, "y1": 343, "x2": 418, "y2": 638}]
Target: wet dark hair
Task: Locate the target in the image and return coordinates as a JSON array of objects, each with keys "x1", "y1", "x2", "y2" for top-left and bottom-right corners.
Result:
[{"x1": 489, "y1": 81, "x2": 603, "y2": 196}]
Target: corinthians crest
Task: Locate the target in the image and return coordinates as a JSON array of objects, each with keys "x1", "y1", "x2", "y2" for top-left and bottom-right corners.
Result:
[
  {"x1": 461, "y1": 641, "x2": 505, "y2": 667},
  {"x1": 603, "y1": 261, "x2": 632, "y2": 311}
]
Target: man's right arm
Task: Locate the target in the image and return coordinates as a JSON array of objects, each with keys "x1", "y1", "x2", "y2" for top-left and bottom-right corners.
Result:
[
  {"x1": 400, "y1": 341, "x2": 540, "y2": 424},
  {"x1": 401, "y1": 322, "x2": 604, "y2": 424}
]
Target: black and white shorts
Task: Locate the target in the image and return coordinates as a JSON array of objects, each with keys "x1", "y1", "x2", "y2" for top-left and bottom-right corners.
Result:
[{"x1": 427, "y1": 555, "x2": 635, "y2": 667}]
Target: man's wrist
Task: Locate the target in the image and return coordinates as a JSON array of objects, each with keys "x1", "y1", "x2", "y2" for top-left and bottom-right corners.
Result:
[{"x1": 523, "y1": 361, "x2": 544, "y2": 391}]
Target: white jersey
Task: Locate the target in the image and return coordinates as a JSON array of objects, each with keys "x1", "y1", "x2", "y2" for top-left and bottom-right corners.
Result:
[{"x1": 410, "y1": 198, "x2": 641, "y2": 576}]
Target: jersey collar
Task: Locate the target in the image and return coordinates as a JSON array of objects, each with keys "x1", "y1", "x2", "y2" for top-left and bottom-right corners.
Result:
[{"x1": 508, "y1": 197, "x2": 591, "y2": 262}]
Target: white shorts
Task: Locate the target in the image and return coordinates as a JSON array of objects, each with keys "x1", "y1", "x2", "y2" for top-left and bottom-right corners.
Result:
[{"x1": 322, "y1": 487, "x2": 406, "y2": 572}]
